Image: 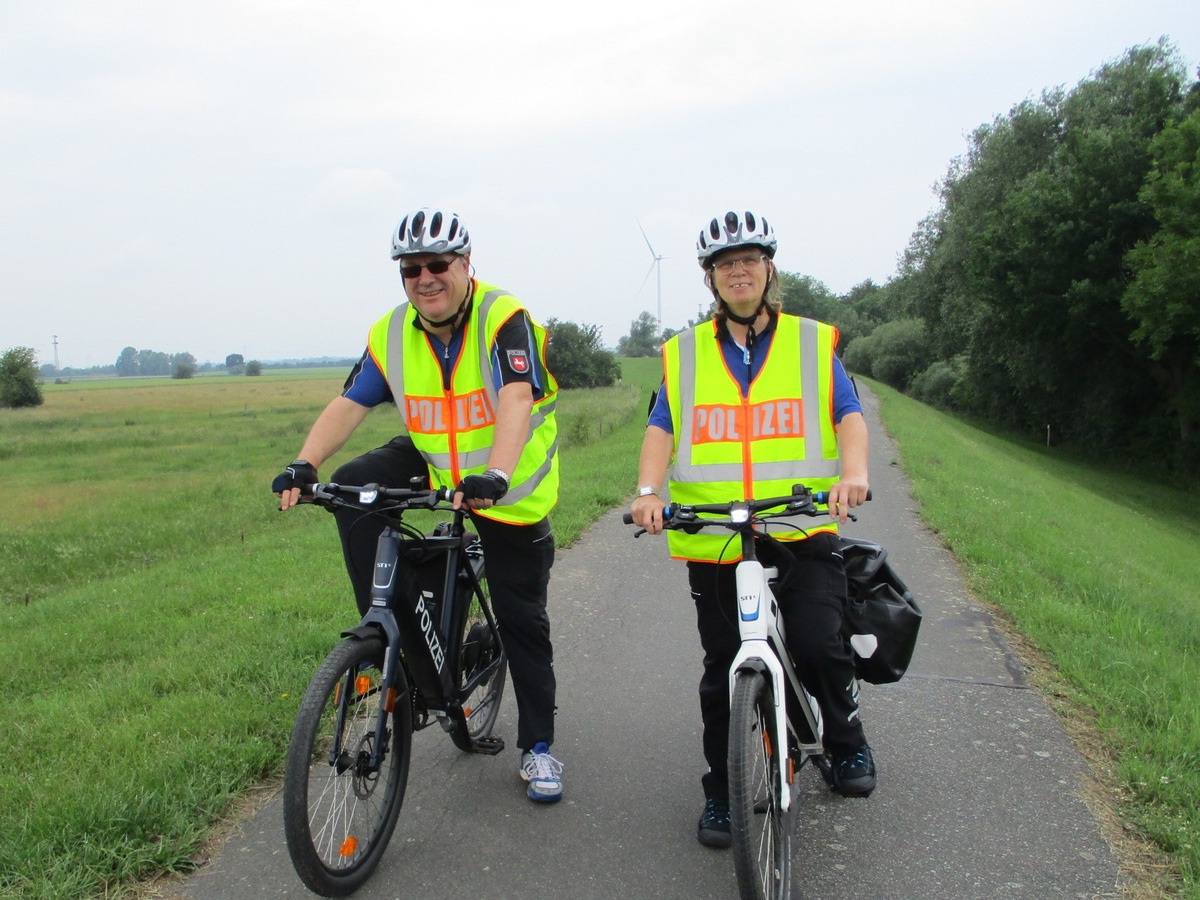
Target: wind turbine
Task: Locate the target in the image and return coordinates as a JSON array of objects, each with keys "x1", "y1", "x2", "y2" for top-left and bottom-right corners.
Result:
[{"x1": 635, "y1": 219, "x2": 665, "y2": 327}]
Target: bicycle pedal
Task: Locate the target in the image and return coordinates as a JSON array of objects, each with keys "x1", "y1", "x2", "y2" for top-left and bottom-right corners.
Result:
[{"x1": 471, "y1": 735, "x2": 505, "y2": 756}]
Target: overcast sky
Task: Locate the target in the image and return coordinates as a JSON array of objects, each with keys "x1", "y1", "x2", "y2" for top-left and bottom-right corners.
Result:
[{"x1": 3, "y1": 1, "x2": 1197, "y2": 369}]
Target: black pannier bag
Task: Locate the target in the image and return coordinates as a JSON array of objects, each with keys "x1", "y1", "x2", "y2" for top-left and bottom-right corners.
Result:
[{"x1": 838, "y1": 536, "x2": 922, "y2": 684}]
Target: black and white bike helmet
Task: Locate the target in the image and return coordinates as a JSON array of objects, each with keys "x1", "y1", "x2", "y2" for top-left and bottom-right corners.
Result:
[
  {"x1": 696, "y1": 210, "x2": 777, "y2": 266},
  {"x1": 390, "y1": 208, "x2": 472, "y2": 259}
]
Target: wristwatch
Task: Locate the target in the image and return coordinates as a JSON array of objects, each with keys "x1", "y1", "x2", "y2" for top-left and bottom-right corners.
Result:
[
  {"x1": 485, "y1": 467, "x2": 510, "y2": 484},
  {"x1": 637, "y1": 485, "x2": 658, "y2": 497}
]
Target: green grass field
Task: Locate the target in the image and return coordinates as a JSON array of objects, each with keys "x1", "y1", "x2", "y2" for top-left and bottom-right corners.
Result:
[
  {"x1": 1, "y1": 362, "x2": 1195, "y2": 898},
  {"x1": 0, "y1": 361, "x2": 662, "y2": 900}
]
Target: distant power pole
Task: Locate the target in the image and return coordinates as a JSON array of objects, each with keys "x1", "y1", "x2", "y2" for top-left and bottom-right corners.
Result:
[{"x1": 53, "y1": 335, "x2": 60, "y2": 373}]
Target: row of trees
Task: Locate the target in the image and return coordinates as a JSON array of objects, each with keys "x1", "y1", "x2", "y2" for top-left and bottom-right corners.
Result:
[
  {"x1": 803, "y1": 41, "x2": 1197, "y2": 473},
  {"x1": 115, "y1": 346, "x2": 198, "y2": 379}
]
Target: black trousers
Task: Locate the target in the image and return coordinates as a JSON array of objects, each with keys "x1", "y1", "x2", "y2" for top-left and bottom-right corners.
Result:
[
  {"x1": 330, "y1": 436, "x2": 557, "y2": 751},
  {"x1": 688, "y1": 532, "x2": 865, "y2": 803}
]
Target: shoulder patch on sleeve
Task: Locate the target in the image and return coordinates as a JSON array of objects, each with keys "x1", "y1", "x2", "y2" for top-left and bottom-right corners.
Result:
[{"x1": 506, "y1": 349, "x2": 530, "y2": 374}]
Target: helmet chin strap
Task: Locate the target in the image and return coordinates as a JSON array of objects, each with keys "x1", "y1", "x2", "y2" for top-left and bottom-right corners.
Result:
[
  {"x1": 418, "y1": 303, "x2": 464, "y2": 329},
  {"x1": 417, "y1": 284, "x2": 471, "y2": 329},
  {"x1": 720, "y1": 299, "x2": 767, "y2": 364},
  {"x1": 721, "y1": 299, "x2": 766, "y2": 327}
]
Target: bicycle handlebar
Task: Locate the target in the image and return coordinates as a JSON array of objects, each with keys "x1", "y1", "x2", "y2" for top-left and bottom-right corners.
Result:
[
  {"x1": 301, "y1": 481, "x2": 455, "y2": 512},
  {"x1": 621, "y1": 485, "x2": 871, "y2": 529}
]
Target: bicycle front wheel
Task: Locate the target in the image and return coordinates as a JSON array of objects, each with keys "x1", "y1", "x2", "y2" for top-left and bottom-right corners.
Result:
[
  {"x1": 283, "y1": 635, "x2": 412, "y2": 897},
  {"x1": 728, "y1": 669, "x2": 793, "y2": 900},
  {"x1": 453, "y1": 570, "x2": 507, "y2": 749}
]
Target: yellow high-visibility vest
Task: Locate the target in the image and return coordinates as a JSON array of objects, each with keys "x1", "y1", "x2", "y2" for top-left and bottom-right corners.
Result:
[
  {"x1": 663, "y1": 315, "x2": 841, "y2": 562},
  {"x1": 366, "y1": 280, "x2": 559, "y2": 525}
]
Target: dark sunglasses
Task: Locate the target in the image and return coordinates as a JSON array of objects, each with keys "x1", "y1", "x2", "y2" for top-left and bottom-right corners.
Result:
[{"x1": 399, "y1": 259, "x2": 455, "y2": 279}]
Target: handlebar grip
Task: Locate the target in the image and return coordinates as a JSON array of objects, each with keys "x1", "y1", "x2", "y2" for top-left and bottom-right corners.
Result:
[
  {"x1": 813, "y1": 489, "x2": 872, "y2": 505},
  {"x1": 623, "y1": 506, "x2": 674, "y2": 525}
]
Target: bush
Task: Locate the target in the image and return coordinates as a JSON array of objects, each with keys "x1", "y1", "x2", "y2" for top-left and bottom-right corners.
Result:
[
  {"x1": 842, "y1": 318, "x2": 931, "y2": 390},
  {"x1": 545, "y1": 319, "x2": 620, "y2": 389},
  {"x1": 0, "y1": 347, "x2": 44, "y2": 408},
  {"x1": 909, "y1": 360, "x2": 961, "y2": 409}
]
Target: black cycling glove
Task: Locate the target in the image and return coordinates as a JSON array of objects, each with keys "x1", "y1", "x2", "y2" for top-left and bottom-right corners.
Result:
[
  {"x1": 455, "y1": 470, "x2": 509, "y2": 502},
  {"x1": 272, "y1": 460, "x2": 318, "y2": 494}
]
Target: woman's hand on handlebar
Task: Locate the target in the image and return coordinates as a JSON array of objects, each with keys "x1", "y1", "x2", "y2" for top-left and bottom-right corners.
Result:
[
  {"x1": 630, "y1": 493, "x2": 667, "y2": 535},
  {"x1": 825, "y1": 475, "x2": 870, "y2": 524}
]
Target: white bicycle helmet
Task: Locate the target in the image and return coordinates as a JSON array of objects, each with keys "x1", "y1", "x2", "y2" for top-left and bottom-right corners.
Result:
[
  {"x1": 696, "y1": 210, "x2": 777, "y2": 265},
  {"x1": 390, "y1": 208, "x2": 471, "y2": 259}
]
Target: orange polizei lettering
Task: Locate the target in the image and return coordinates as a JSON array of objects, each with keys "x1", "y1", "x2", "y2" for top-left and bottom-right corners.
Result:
[
  {"x1": 454, "y1": 389, "x2": 494, "y2": 429},
  {"x1": 406, "y1": 396, "x2": 448, "y2": 434},
  {"x1": 692, "y1": 400, "x2": 803, "y2": 444}
]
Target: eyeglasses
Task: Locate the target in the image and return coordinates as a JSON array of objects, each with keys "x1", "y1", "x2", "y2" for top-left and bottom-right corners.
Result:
[
  {"x1": 399, "y1": 258, "x2": 456, "y2": 279},
  {"x1": 712, "y1": 254, "x2": 766, "y2": 273}
]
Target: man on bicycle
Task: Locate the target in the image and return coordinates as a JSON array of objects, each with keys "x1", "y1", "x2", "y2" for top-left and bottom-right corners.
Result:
[
  {"x1": 274, "y1": 208, "x2": 564, "y2": 803},
  {"x1": 629, "y1": 210, "x2": 873, "y2": 847}
]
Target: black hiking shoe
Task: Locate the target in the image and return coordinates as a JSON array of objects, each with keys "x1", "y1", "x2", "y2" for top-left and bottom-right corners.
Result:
[
  {"x1": 697, "y1": 797, "x2": 732, "y2": 848},
  {"x1": 831, "y1": 745, "x2": 876, "y2": 797}
]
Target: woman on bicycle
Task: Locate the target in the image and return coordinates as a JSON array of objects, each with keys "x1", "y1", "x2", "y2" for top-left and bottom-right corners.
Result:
[{"x1": 629, "y1": 210, "x2": 874, "y2": 848}]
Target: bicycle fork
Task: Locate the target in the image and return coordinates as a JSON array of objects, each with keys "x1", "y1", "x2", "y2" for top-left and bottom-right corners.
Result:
[{"x1": 727, "y1": 560, "x2": 823, "y2": 812}]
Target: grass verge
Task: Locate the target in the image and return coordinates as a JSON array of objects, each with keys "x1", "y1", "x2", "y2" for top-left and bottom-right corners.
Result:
[{"x1": 870, "y1": 380, "x2": 1197, "y2": 896}]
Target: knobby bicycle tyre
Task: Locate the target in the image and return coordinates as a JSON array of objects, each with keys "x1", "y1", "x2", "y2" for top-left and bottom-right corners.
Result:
[
  {"x1": 283, "y1": 635, "x2": 412, "y2": 897},
  {"x1": 729, "y1": 670, "x2": 793, "y2": 900},
  {"x1": 451, "y1": 570, "x2": 508, "y2": 750}
]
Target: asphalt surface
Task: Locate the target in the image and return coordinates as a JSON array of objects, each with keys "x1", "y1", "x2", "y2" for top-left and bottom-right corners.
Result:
[{"x1": 173, "y1": 386, "x2": 1122, "y2": 899}]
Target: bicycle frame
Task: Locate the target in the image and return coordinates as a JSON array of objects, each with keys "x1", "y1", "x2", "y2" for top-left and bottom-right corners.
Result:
[
  {"x1": 726, "y1": 521, "x2": 823, "y2": 813},
  {"x1": 627, "y1": 486, "x2": 843, "y2": 811},
  {"x1": 312, "y1": 483, "x2": 505, "y2": 765}
]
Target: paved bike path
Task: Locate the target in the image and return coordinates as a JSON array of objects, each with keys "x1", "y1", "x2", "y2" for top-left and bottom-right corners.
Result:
[{"x1": 174, "y1": 386, "x2": 1121, "y2": 899}]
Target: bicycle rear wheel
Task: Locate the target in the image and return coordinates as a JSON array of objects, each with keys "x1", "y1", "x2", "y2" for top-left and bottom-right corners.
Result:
[
  {"x1": 729, "y1": 670, "x2": 793, "y2": 900},
  {"x1": 283, "y1": 635, "x2": 412, "y2": 897},
  {"x1": 452, "y1": 570, "x2": 507, "y2": 750}
]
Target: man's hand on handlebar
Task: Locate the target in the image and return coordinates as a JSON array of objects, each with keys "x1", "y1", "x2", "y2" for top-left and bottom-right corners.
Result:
[
  {"x1": 273, "y1": 460, "x2": 318, "y2": 511},
  {"x1": 454, "y1": 470, "x2": 509, "y2": 511},
  {"x1": 630, "y1": 493, "x2": 667, "y2": 535},
  {"x1": 825, "y1": 475, "x2": 870, "y2": 525}
]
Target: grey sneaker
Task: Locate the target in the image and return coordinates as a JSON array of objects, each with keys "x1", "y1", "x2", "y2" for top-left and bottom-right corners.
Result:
[{"x1": 519, "y1": 742, "x2": 563, "y2": 803}]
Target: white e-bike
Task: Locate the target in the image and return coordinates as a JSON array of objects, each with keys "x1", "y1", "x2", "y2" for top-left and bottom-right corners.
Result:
[{"x1": 628, "y1": 484, "x2": 854, "y2": 900}]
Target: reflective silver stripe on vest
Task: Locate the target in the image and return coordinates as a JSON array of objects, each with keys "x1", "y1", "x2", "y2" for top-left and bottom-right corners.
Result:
[
  {"x1": 798, "y1": 318, "x2": 841, "y2": 478},
  {"x1": 671, "y1": 318, "x2": 840, "y2": 482},
  {"x1": 475, "y1": 288, "x2": 506, "y2": 414},
  {"x1": 500, "y1": 435, "x2": 558, "y2": 505},
  {"x1": 420, "y1": 448, "x2": 491, "y2": 470},
  {"x1": 385, "y1": 302, "x2": 411, "y2": 402},
  {"x1": 674, "y1": 328, "x2": 698, "y2": 472}
]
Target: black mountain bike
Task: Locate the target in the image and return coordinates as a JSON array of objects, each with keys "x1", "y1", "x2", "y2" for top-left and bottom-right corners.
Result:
[{"x1": 282, "y1": 481, "x2": 507, "y2": 897}]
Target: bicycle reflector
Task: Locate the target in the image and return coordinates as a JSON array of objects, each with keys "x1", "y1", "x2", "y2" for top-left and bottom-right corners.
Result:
[
  {"x1": 355, "y1": 675, "x2": 371, "y2": 695},
  {"x1": 340, "y1": 836, "x2": 358, "y2": 857}
]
